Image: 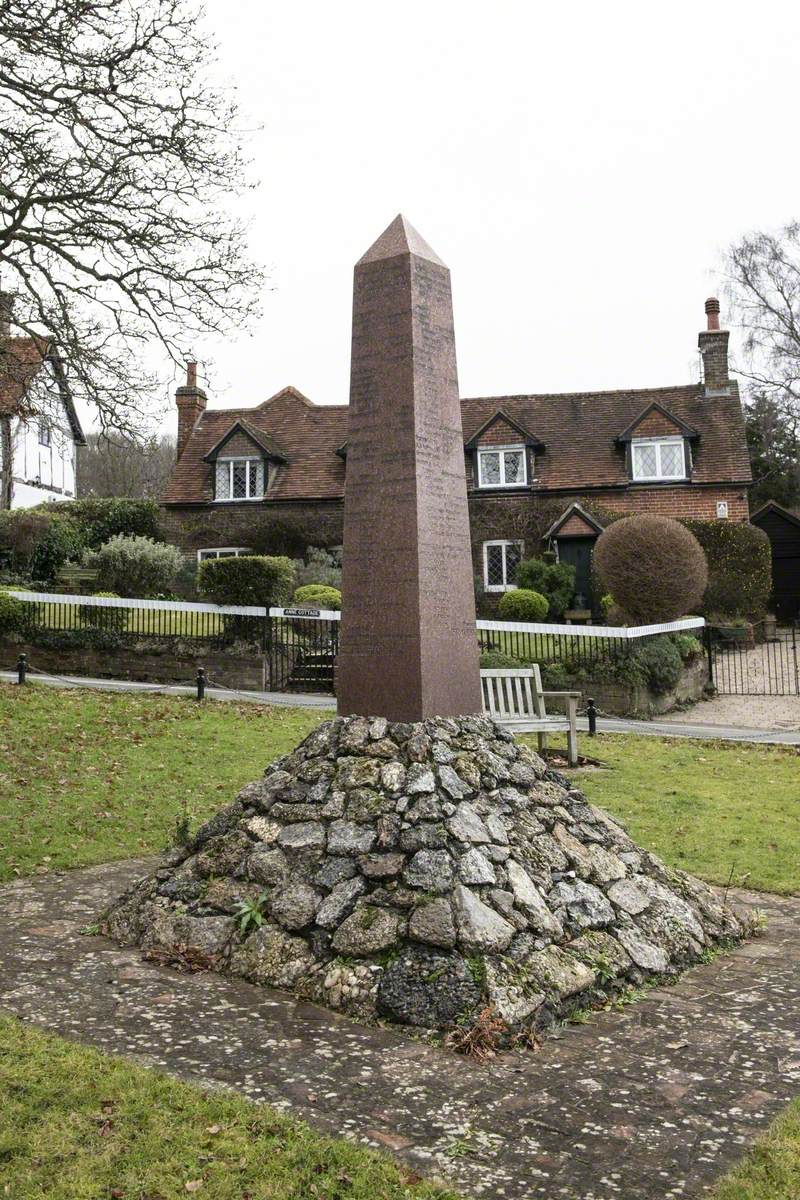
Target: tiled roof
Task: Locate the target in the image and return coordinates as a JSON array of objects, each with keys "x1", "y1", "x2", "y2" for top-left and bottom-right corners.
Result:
[
  {"x1": 164, "y1": 381, "x2": 752, "y2": 504},
  {"x1": 0, "y1": 335, "x2": 86, "y2": 444},
  {"x1": 461, "y1": 384, "x2": 751, "y2": 489},
  {"x1": 165, "y1": 386, "x2": 349, "y2": 503}
]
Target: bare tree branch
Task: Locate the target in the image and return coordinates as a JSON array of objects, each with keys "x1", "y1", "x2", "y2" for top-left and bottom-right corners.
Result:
[{"x1": 0, "y1": 0, "x2": 264, "y2": 437}]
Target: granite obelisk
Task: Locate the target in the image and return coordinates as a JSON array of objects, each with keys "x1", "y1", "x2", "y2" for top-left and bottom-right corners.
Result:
[{"x1": 337, "y1": 215, "x2": 482, "y2": 721}]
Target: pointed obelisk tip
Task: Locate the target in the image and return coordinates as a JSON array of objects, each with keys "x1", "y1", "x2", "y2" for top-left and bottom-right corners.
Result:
[{"x1": 357, "y1": 214, "x2": 448, "y2": 268}]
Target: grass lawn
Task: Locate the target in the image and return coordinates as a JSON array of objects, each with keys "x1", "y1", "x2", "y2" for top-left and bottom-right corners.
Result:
[
  {"x1": 524, "y1": 732, "x2": 800, "y2": 896},
  {"x1": 1, "y1": 685, "x2": 800, "y2": 1198},
  {"x1": 711, "y1": 1099, "x2": 800, "y2": 1199},
  {"x1": 0, "y1": 1014, "x2": 457, "y2": 1200},
  {"x1": 0, "y1": 682, "x2": 325, "y2": 882}
]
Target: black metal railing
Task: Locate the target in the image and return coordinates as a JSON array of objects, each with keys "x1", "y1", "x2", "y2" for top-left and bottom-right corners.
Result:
[
  {"x1": 707, "y1": 621, "x2": 799, "y2": 696},
  {"x1": 12, "y1": 591, "x2": 269, "y2": 653},
  {"x1": 9, "y1": 592, "x2": 713, "y2": 699}
]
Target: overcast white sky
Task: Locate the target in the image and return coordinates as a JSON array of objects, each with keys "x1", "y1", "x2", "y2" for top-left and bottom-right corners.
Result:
[{"x1": 158, "y1": 0, "x2": 800, "y2": 427}]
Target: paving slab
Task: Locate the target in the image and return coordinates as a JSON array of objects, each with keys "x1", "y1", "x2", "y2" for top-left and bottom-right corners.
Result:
[{"x1": 1, "y1": 859, "x2": 799, "y2": 1199}]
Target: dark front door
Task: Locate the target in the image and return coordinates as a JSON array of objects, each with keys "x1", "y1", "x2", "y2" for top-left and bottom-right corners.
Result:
[{"x1": 556, "y1": 536, "x2": 596, "y2": 612}]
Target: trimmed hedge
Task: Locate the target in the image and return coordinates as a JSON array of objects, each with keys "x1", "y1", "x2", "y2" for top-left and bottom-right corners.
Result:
[
  {"x1": 515, "y1": 557, "x2": 576, "y2": 618},
  {"x1": 594, "y1": 515, "x2": 708, "y2": 623},
  {"x1": 292, "y1": 584, "x2": 341, "y2": 610},
  {"x1": 197, "y1": 555, "x2": 295, "y2": 607},
  {"x1": 41, "y1": 498, "x2": 162, "y2": 548},
  {"x1": 498, "y1": 588, "x2": 549, "y2": 622},
  {"x1": 681, "y1": 520, "x2": 772, "y2": 620},
  {"x1": 0, "y1": 509, "x2": 84, "y2": 582}
]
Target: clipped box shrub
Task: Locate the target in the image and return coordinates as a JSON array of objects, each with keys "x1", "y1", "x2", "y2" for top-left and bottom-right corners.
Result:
[
  {"x1": 682, "y1": 520, "x2": 772, "y2": 620},
  {"x1": 85, "y1": 535, "x2": 182, "y2": 598},
  {"x1": 292, "y1": 584, "x2": 341, "y2": 610},
  {"x1": 498, "y1": 588, "x2": 549, "y2": 622},
  {"x1": 594, "y1": 515, "x2": 708, "y2": 624},
  {"x1": 79, "y1": 592, "x2": 126, "y2": 633},
  {"x1": 515, "y1": 557, "x2": 576, "y2": 618},
  {"x1": 197, "y1": 555, "x2": 295, "y2": 607},
  {"x1": 0, "y1": 588, "x2": 26, "y2": 635}
]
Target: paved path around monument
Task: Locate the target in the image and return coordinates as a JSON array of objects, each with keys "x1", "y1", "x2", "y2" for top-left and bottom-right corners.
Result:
[
  {"x1": 3, "y1": 669, "x2": 800, "y2": 746},
  {"x1": 1, "y1": 859, "x2": 798, "y2": 1199}
]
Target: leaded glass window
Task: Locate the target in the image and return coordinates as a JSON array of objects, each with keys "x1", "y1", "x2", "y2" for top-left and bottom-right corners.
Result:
[
  {"x1": 483, "y1": 540, "x2": 524, "y2": 591},
  {"x1": 215, "y1": 458, "x2": 265, "y2": 500},
  {"x1": 631, "y1": 438, "x2": 686, "y2": 481},
  {"x1": 215, "y1": 460, "x2": 231, "y2": 499},
  {"x1": 477, "y1": 446, "x2": 528, "y2": 488}
]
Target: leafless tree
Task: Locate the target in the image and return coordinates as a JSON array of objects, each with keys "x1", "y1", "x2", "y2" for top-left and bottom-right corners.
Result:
[
  {"x1": 726, "y1": 223, "x2": 800, "y2": 409},
  {"x1": 0, "y1": 0, "x2": 264, "y2": 441},
  {"x1": 78, "y1": 430, "x2": 176, "y2": 497},
  {"x1": 725, "y1": 223, "x2": 800, "y2": 506}
]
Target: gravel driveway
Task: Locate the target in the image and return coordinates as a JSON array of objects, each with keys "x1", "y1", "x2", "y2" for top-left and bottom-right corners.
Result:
[{"x1": 664, "y1": 634, "x2": 800, "y2": 731}]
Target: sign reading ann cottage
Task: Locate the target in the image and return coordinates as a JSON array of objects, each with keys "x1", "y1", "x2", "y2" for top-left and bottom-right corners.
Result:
[{"x1": 336, "y1": 215, "x2": 482, "y2": 721}]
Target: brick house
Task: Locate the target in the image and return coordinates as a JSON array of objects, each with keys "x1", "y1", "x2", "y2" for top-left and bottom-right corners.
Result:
[{"x1": 162, "y1": 299, "x2": 751, "y2": 610}]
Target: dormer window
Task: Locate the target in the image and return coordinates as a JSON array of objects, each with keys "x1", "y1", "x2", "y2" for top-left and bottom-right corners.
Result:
[
  {"x1": 477, "y1": 445, "x2": 527, "y2": 488},
  {"x1": 631, "y1": 437, "x2": 686, "y2": 482},
  {"x1": 215, "y1": 457, "x2": 264, "y2": 501}
]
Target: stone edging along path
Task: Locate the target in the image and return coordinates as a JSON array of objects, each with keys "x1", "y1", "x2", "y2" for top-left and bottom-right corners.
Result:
[{"x1": 1, "y1": 859, "x2": 799, "y2": 1200}]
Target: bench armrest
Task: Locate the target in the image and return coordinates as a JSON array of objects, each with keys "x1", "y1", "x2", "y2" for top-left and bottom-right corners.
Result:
[{"x1": 541, "y1": 690, "x2": 582, "y2": 699}]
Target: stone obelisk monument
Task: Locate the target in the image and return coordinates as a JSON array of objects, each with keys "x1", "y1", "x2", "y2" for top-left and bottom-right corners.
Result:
[{"x1": 337, "y1": 215, "x2": 482, "y2": 721}]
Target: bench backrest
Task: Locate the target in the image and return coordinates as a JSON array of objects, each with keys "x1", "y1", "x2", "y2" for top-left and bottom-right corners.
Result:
[{"x1": 480, "y1": 666, "x2": 547, "y2": 721}]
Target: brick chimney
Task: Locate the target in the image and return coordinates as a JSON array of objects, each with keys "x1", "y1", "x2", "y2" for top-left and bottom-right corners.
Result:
[
  {"x1": 175, "y1": 360, "x2": 207, "y2": 460},
  {"x1": 698, "y1": 297, "x2": 730, "y2": 393}
]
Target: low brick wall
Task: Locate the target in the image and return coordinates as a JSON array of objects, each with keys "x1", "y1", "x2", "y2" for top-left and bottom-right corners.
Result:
[{"x1": 1, "y1": 639, "x2": 267, "y2": 691}]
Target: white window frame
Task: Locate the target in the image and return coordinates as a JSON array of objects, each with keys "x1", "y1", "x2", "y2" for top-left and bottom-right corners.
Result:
[
  {"x1": 38, "y1": 420, "x2": 51, "y2": 447},
  {"x1": 630, "y1": 437, "x2": 686, "y2": 482},
  {"x1": 483, "y1": 539, "x2": 524, "y2": 592},
  {"x1": 215, "y1": 456, "x2": 264, "y2": 502},
  {"x1": 476, "y1": 444, "x2": 528, "y2": 489},
  {"x1": 197, "y1": 547, "x2": 252, "y2": 562}
]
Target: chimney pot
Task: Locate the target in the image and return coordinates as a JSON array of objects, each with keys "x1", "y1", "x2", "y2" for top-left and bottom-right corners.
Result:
[
  {"x1": 175, "y1": 359, "x2": 207, "y2": 460},
  {"x1": 705, "y1": 296, "x2": 721, "y2": 331}
]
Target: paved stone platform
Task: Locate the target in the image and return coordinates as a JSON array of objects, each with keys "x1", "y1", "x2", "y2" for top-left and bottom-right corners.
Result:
[{"x1": 1, "y1": 859, "x2": 799, "y2": 1199}]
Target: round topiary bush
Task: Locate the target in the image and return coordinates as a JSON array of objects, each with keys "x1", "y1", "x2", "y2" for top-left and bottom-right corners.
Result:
[
  {"x1": 292, "y1": 584, "x2": 342, "y2": 610},
  {"x1": 79, "y1": 592, "x2": 126, "y2": 633},
  {"x1": 498, "y1": 588, "x2": 549, "y2": 622},
  {"x1": 594, "y1": 516, "x2": 708, "y2": 624}
]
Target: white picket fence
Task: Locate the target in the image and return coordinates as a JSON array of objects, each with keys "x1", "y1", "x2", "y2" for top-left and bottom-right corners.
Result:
[{"x1": 11, "y1": 590, "x2": 705, "y2": 640}]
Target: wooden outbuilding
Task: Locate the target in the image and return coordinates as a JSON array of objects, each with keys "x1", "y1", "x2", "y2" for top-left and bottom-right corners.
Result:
[{"x1": 750, "y1": 501, "x2": 800, "y2": 622}]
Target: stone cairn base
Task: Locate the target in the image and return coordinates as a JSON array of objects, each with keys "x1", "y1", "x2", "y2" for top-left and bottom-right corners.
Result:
[{"x1": 102, "y1": 715, "x2": 748, "y2": 1035}]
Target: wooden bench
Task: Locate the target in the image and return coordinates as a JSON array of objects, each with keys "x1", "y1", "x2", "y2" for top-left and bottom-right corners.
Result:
[
  {"x1": 480, "y1": 665, "x2": 582, "y2": 767},
  {"x1": 55, "y1": 564, "x2": 99, "y2": 594}
]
